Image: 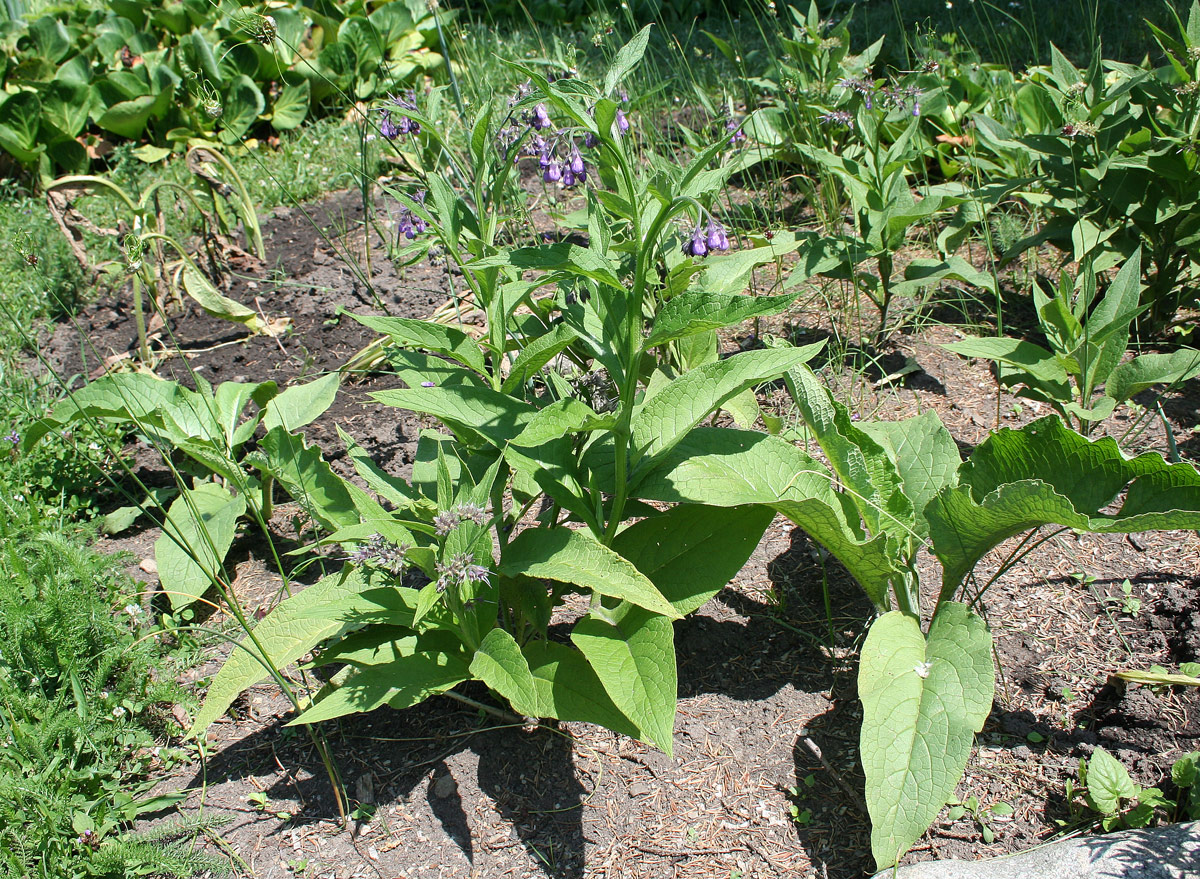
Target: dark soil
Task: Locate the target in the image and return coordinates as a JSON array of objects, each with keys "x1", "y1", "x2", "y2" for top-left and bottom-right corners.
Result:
[{"x1": 42, "y1": 190, "x2": 1200, "y2": 879}]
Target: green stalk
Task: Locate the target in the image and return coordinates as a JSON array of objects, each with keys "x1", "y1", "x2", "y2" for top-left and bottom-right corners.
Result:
[{"x1": 130, "y1": 272, "x2": 151, "y2": 365}]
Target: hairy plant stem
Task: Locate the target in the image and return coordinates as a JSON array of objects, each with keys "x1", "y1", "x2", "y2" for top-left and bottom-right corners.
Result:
[{"x1": 131, "y1": 272, "x2": 151, "y2": 365}]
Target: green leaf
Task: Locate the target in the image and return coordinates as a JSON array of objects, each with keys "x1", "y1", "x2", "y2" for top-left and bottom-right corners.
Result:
[
  {"x1": 337, "y1": 425, "x2": 425, "y2": 511},
  {"x1": 944, "y1": 337, "x2": 1072, "y2": 399},
  {"x1": 155, "y1": 483, "x2": 246, "y2": 612},
  {"x1": 258, "y1": 426, "x2": 361, "y2": 530},
  {"x1": 928, "y1": 417, "x2": 1200, "y2": 599},
  {"x1": 891, "y1": 256, "x2": 998, "y2": 297},
  {"x1": 469, "y1": 628, "x2": 542, "y2": 714},
  {"x1": 40, "y1": 79, "x2": 91, "y2": 138},
  {"x1": 261, "y1": 373, "x2": 340, "y2": 433},
  {"x1": 613, "y1": 504, "x2": 774, "y2": 615},
  {"x1": 295, "y1": 631, "x2": 468, "y2": 724},
  {"x1": 521, "y1": 640, "x2": 643, "y2": 740},
  {"x1": 30, "y1": 15, "x2": 72, "y2": 63},
  {"x1": 182, "y1": 264, "x2": 264, "y2": 330},
  {"x1": 472, "y1": 243, "x2": 623, "y2": 290},
  {"x1": 219, "y1": 74, "x2": 265, "y2": 143},
  {"x1": 0, "y1": 92, "x2": 44, "y2": 163},
  {"x1": 191, "y1": 568, "x2": 382, "y2": 735},
  {"x1": 859, "y1": 603, "x2": 994, "y2": 870},
  {"x1": 501, "y1": 323, "x2": 579, "y2": 393},
  {"x1": 1085, "y1": 748, "x2": 1137, "y2": 815},
  {"x1": 270, "y1": 80, "x2": 310, "y2": 131},
  {"x1": 630, "y1": 343, "x2": 824, "y2": 477},
  {"x1": 1084, "y1": 248, "x2": 1143, "y2": 397},
  {"x1": 603, "y1": 24, "x2": 652, "y2": 97},
  {"x1": 351, "y1": 313, "x2": 488, "y2": 376},
  {"x1": 96, "y1": 93, "x2": 166, "y2": 140},
  {"x1": 510, "y1": 398, "x2": 613, "y2": 447},
  {"x1": 633, "y1": 428, "x2": 901, "y2": 609},
  {"x1": 785, "y1": 364, "x2": 913, "y2": 541},
  {"x1": 498, "y1": 529, "x2": 681, "y2": 619},
  {"x1": 698, "y1": 231, "x2": 801, "y2": 296},
  {"x1": 860, "y1": 411, "x2": 961, "y2": 539},
  {"x1": 1105, "y1": 349, "x2": 1200, "y2": 402},
  {"x1": 644, "y1": 290, "x2": 800, "y2": 350},
  {"x1": 572, "y1": 605, "x2": 676, "y2": 755},
  {"x1": 371, "y1": 385, "x2": 535, "y2": 447}
]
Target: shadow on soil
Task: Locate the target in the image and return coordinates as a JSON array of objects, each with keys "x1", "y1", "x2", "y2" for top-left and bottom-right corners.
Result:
[{"x1": 180, "y1": 527, "x2": 878, "y2": 878}]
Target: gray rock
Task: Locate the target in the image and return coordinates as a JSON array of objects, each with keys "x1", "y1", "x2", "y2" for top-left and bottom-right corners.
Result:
[{"x1": 870, "y1": 821, "x2": 1200, "y2": 879}]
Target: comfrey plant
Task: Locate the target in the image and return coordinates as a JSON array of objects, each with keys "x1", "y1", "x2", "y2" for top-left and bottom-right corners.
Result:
[
  {"x1": 947, "y1": 251, "x2": 1200, "y2": 435},
  {"x1": 972, "y1": 5, "x2": 1200, "y2": 336},
  {"x1": 785, "y1": 105, "x2": 998, "y2": 345},
  {"x1": 777, "y1": 362, "x2": 1200, "y2": 868},
  {"x1": 188, "y1": 27, "x2": 814, "y2": 760},
  {"x1": 24, "y1": 372, "x2": 341, "y2": 612}
]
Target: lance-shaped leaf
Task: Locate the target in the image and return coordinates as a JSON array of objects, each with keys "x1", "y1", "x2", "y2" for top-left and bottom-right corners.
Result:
[
  {"x1": 571, "y1": 605, "x2": 677, "y2": 755},
  {"x1": 336, "y1": 426, "x2": 427, "y2": 512},
  {"x1": 1105, "y1": 348, "x2": 1200, "y2": 402},
  {"x1": 502, "y1": 324, "x2": 580, "y2": 393},
  {"x1": 859, "y1": 603, "x2": 994, "y2": 870},
  {"x1": 372, "y1": 385, "x2": 535, "y2": 447},
  {"x1": 350, "y1": 313, "x2": 488, "y2": 376},
  {"x1": 155, "y1": 483, "x2": 246, "y2": 612},
  {"x1": 633, "y1": 428, "x2": 901, "y2": 609},
  {"x1": 510, "y1": 398, "x2": 615, "y2": 447},
  {"x1": 258, "y1": 426, "x2": 364, "y2": 530},
  {"x1": 928, "y1": 416, "x2": 1200, "y2": 600},
  {"x1": 521, "y1": 640, "x2": 644, "y2": 740},
  {"x1": 261, "y1": 373, "x2": 340, "y2": 433},
  {"x1": 294, "y1": 629, "x2": 469, "y2": 725},
  {"x1": 785, "y1": 364, "x2": 913, "y2": 541},
  {"x1": 603, "y1": 24, "x2": 652, "y2": 97},
  {"x1": 472, "y1": 243, "x2": 623, "y2": 290},
  {"x1": 613, "y1": 504, "x2": 774, "y2": 614},
  {"x1": 630, "y1": 343, "x2": 824, "y2": 478},
  {"x1": 498, "y1": 528, "x2": 680, "y2": 619},
  {"x1": 697, "y1": 232, "x2": 800, "y2": 296},
  {"x1": 192, "y1": 568, "x2": 388, "y2": 735},
  {"x1": 644, "y1": 289, "x2": 801, "y2": 350},
  {"x1": 470, "y1": 628, "x2": 543, "y2": 715},
  {"x1": 943, "y1": 336, "x2": 1072, "y2": 400},
  {"x1": 22, "y1": 372, "x2": 219, "y2": 451}
]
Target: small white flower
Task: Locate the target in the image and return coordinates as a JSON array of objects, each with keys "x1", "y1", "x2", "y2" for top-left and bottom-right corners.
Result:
[
  {"x1": 29, "y1": 676, "x2": 38, "y2": 686},
  {"x1": 125, "y1": 603, "x2": 142, "y2": 617},
  {"x1": 112, "y1": 706, "x2": 126, "y2": 718},
  {"x1": 100, "y1": 690, "x2": 109, "y2": 700},
  {"x1": 913, "y1": 661, "x2": 933, "y2": 679}
]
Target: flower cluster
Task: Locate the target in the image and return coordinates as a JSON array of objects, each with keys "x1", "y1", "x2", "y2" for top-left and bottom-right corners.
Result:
[
  {"x1": 726, "y1": 117, "x2": 746, "y2": 146},
  {"x1": 1061, "y1": 121, "x2": 1098, "y2": 138},
  {"x1": 397, "y1": 190, "x2": 428, "y2": 240},
  {"x1": 435, "y1": 552, "x2": 491, "y2": 593},
  {"x1": 682, "y1": 217, "x2": 730, "y2": 258},
  {"x1": 377, "y1": 91, "x2": 420, "y2": 141},
  {"x1": 433, "y1": 502, "x2": 490, "y2": 536},
  {"x1": 837, "y1": 76, "x2": 922, "y2": 115},
  {"x1": 819, "y1": 109, "x2": 854, "y2": 129},
  {"x1": 349, "y1": 533, "x2": 410, "y2": 575},
  {"x1": 532, "y1": 134, "x2": 588, "y2": 186}
]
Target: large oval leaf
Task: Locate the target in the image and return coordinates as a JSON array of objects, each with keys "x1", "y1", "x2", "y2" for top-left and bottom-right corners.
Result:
[
  {"x1": 859, "y1": 603, "x2": 994, "y2": 870},
  {"x1": 571, "y1": 605, "x2": 677, "y2": 755}
]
